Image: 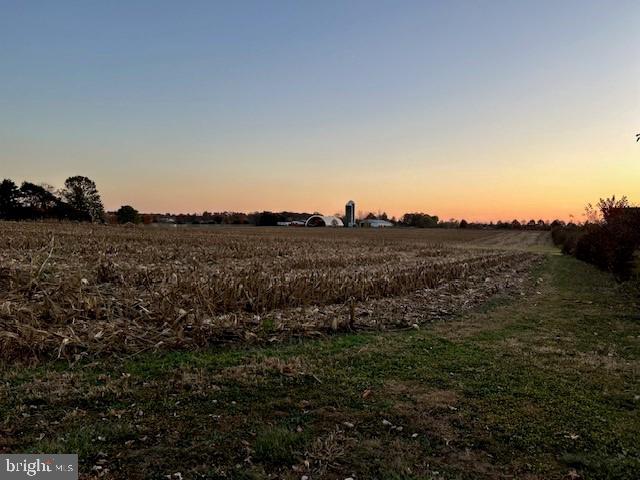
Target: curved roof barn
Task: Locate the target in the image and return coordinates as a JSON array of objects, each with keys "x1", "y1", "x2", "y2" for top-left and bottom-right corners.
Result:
[{"x1": 305, "y1": 215, "x2": 344, "y2": 227}]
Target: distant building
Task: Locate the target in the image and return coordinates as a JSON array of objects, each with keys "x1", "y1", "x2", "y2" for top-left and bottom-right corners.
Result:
[
  {"x1": 277, "y1": 220, "x2": 308, "y2": 227},
  {"x1": 360, "y1": 219, "x2": 394, "y2": 228},
  {"x1": 345, "y1": 200, "x2": 356, "y2": 227},
  {"x1": 305, "y1": 215, "x2": 344, "y2": 227}
]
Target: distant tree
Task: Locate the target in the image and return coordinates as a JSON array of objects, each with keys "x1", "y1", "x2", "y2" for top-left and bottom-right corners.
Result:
[
  {"x1": 19, "y1": 182, "x2": 59, "y2": 214},
  {"x1": 511, "y1": 219, "x2": 521, "y2": 229},
  {"x1": 0, "y1": 179, "x2": 20, "y2": 219},
  {"x1": 378, "y1": 211, "x2": 389, "y2": 221},
  {"x1": 226, "y1": 212, "x2": 249, "y2": 224},
  {"x1": 365, "y1": 212, "x2": 377, "y2": 220},
  {"x1": 61, "y1": 176, "x2": 105, "y2": 222},
  {"x1": 459, "y1": 219, "x2": 468, "y2": 229},
  {"x1": 251, "y1": 211, "x2": 284, "y2": 226},
  {"x1": 116, "y1": 205, "x2": 141, "y2": 224},
  {"x1": 401, "y1": 212, "x2": 439, "y2": 228},
  {"x1": 437, "y1": 218, "x2": 457, "y2": 228}
]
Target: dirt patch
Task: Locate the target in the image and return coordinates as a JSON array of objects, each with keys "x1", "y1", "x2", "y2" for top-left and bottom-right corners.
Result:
[
  {"x1": 498, "y1": 336, "x2": 639, "y2": 375},
  {"x1": 15, "y1": 372, "x2": 81, "y2": 402},
  {"x1": 384, "y1": 380, "x2": 461, "y2": 445},
  {"x1": 385, "y1": 380, "x2": 459, "y2": 410},
  {"x1": 218, "y1": 356, "x2": 311, "y2": 384},
  {"x1": 380, "y1": 380, "x2": 525, "y2": 478},
  {"x1": 415, "y1": 389, "x2": 459, "y2": 409}
]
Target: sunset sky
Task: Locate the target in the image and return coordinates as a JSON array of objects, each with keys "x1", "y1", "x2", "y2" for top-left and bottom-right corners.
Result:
[{"x1": 1, "y1": 0, "x2": 639, "y2": 221}]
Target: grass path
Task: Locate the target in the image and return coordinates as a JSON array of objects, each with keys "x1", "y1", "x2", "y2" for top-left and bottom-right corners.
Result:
[{"x1": 2, "y1": 255, "x2": 639, "y2": 479}]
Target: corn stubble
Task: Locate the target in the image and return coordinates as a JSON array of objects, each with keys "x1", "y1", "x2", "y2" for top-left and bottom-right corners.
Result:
[{"x1": 0, "y1": 223, "x2": 538, "y2": 363}]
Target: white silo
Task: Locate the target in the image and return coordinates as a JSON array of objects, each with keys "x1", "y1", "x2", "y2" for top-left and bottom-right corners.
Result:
[{"x1": 345, "y1": 200, "x2": 356, "y2": 227}]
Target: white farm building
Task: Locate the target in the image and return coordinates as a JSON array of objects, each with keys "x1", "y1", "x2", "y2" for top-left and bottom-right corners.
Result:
[
  {"x1": 305, "y1": 215, "x2": 344, "y2": 227},
  {"x1": 360, "y1": 219, "x2": 394, "y2": 228}
]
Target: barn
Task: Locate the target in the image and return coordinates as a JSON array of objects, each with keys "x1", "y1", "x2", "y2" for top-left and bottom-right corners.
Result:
[
  {"x1": 360, "y1": 219, "x2": 394, "y2": 228},
  {"x1": 305, "y1": 215, "x2": 344, "y2": 227}
]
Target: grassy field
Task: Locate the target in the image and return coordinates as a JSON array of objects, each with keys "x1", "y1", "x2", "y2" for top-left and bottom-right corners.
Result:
[{"x1": 1, "y1": 225, "x2": 638, "y2": 479}]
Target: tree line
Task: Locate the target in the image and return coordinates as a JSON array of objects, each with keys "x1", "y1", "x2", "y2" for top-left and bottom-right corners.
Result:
[
  {"x1": 397, "y1": 213, "x2": 565, "y2": 230},
  {"x1": 0, "y1": 176, "x2": 599, "y2": 234},
  {"x1": 0, "y1": 176, "x2": 105, "y2": 222}
]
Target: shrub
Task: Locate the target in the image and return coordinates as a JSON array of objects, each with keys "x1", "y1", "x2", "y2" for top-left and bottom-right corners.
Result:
[
  {"x1": 554, "y1": 197, "x2": 640, "y2": 281},
  {"x1": 551, "y1": 225, "x2": 583, "y2": 255}
]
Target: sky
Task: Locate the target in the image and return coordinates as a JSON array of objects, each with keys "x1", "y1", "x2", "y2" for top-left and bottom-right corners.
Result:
[{"x1": 1, "y1": 0, "x2": 639, "y2": 222}]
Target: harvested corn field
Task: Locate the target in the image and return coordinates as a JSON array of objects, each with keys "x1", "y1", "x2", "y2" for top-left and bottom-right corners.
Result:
[
  {"x1": 0, "y1": 223, "x2": 545, "y2": 363},
  {"x1": 2, "y1": 224, "x2": 638, "y2": 480}
]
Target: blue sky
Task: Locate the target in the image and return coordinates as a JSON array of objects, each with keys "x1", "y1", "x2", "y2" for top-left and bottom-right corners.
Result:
[{"x1": 1, "y1": 0, "x2": 638, "y2": 220}]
